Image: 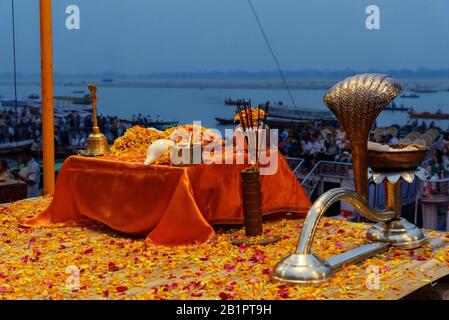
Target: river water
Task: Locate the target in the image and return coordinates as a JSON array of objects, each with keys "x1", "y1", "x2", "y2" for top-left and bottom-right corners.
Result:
[{"x1": 2, "y1": 83, "x2": 449, "y2": 130}]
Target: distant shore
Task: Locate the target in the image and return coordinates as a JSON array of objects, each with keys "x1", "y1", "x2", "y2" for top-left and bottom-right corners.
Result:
[{"x1": 2, "y1": 79, "x2": 449, "y2": 91}]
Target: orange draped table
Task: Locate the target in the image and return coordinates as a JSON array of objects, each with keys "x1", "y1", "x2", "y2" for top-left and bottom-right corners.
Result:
[{"x1": 26, "y1": 154, "x2": 310, "y2": 245}]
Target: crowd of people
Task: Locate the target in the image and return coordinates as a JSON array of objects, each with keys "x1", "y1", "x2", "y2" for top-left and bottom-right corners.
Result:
[
  {"x1": 0, "y1": 108, "x2": 41, "y2": 144},
  {"x1": 0, "y1": 107, "x2": 135, "y2": 149},
  {"x1": 278, "y1": 121, "x2": 449, "y2": 175},
  {"x1": 4, "y1": 106, "x2": 449, "y2": 178},
  {"x1": 426, "y1": 132, "x2": 449, "y2": 179},
  {"x1": 277, "y1": 123, "x2": 353, "y2": 170},
  {"x1": 53, "y1": 113, "x2": 132, "y2": 149}
]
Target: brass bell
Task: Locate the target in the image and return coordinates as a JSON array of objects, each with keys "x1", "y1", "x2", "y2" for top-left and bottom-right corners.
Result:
[{"x1": 79, "y1": 83, "x2": 110, "y2": 156}]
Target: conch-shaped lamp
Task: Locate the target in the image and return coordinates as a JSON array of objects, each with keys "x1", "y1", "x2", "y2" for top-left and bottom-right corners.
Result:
[
  {"x1": 323, "y1": 74, "x2": 402, "y2": 199},
  {"x1": 80, "y1": 84, "x2": 110, "y2": 156}
]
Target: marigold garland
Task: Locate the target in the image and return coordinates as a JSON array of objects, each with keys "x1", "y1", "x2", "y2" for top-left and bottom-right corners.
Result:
[
  {"x1": 234, "y1": 108, "x2": 266, "y2": 126},
  {"x1": 110, "y1": 125, "x2": 222, "y2": 164}
]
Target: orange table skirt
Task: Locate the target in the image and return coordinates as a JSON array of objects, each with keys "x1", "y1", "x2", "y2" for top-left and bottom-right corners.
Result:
[{"x1": 26, "y1": 155, "x2": 310, "y2": 245}]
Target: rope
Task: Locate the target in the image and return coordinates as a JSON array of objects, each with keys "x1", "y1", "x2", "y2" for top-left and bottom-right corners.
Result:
[
  {"x1": 247, "y1": 0, "x2": 298, "y2": 109},
  {"x1": 11, "y1": 0, "x2": 18, "y2": 130},
  {"x1": 11, "y1": 0, "x2": 20, "y2": 183}
]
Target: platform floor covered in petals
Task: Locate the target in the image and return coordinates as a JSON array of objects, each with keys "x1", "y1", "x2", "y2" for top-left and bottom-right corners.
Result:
[{"x1": 0, "y1": 197, "x2": 448, "y2": 300}]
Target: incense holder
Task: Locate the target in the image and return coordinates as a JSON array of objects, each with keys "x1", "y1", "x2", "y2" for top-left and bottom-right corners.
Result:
[{"x1": 232, "y1": 168, "x2": 280, "y2": 246}]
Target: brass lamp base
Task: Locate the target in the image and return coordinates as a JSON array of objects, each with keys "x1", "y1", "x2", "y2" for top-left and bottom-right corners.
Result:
[
  {"x1": 272, "y1": 253, "x2": 333, "y2": 284},
  {"x1": 366, "y1": 218, "x2": 426, "y2": 249},
  {"x1": 79, "y1": 132, "x2": 110, "y2": 157}
]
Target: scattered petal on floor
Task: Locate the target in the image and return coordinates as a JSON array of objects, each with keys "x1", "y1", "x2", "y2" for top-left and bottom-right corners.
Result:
[{"x1": 0, "y1": 197, "x2": 448, "y2": 300}]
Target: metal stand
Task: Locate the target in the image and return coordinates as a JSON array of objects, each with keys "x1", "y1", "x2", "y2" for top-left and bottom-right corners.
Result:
[{"x1": 366, "y1": 168, "x2": 427, "y2": 249}]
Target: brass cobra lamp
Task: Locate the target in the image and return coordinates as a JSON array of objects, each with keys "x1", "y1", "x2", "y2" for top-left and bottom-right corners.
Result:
[
  {"x1": 80, "y1": 84, "x2": 110, "y2": 156},
  {"x1": 272, "y1": 74, "x2": 425, "y2": 285},
  {"x1": 323, "y1": 74, "x2": 402, "y2": 199}
]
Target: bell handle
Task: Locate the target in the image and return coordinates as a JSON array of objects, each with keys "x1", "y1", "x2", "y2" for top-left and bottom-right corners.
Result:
[{"x1": 87, "y1": 83, "x2": 99, "y2": 134}]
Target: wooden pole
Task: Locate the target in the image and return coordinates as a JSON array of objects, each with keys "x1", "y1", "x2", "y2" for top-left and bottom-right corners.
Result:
[{"x1": 39, "y1": 0, "x2": 55, "y2": 195}]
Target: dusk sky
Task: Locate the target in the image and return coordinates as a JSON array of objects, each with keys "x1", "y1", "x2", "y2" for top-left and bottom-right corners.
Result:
[{"x1": 1, "y1": 0, "x2": 449, "y2": 75}]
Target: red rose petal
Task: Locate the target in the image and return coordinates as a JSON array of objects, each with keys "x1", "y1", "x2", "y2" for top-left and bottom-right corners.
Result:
[
  {"x1": 261, "y1": 268, "x2": 272, "y2": 275},
  {"x1": 224, "y1": 263, "x2": 235, "y2": 272},
  {"x1": 191, "y1": 291, "x2": 203, "y2": 297},
  {"x1": 116, "y1": 286, "x2": 128, "y2": 293},
  {"x1": 219, "y1": 292, "x2": 233, "y2": 300},
  {"x1": 108, "y1": 262, "x2": 119, "y2": 272}
]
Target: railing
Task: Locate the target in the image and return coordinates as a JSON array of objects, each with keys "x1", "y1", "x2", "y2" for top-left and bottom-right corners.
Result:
[
  {"x1": 284, "y1": 157, "x2": 305, "y2": 180},
  {"x1": 420, "y1": 177, "x2": 449, "y2": 198},
  {"x1": 300, "y1": 159, "x2": 422, "y2": 215},
  {"x1": 414, "y1": 176, "x2": 449, "y2": 227},
  {"x1": 301, "y1": 160, "x2": 353, "y2": 197}
]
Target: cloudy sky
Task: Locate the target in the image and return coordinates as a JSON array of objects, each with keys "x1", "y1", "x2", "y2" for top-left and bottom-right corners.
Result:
[{"x1": 1, "y1": 0, "x2": 449, "y2": 75}]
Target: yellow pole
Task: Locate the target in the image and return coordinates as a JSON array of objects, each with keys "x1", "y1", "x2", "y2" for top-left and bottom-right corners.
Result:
[{"x1": 39, "y1": 0, "x2": 55, "y2": 195}]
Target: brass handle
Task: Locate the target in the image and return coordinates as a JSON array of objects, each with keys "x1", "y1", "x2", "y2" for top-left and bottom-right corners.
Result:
[
  {"x1": 87, "y1": 83, "x2": 99, "y2": 134},
  {"x1": 296, "y1": 188, "x2": 395, "y2": 255}
]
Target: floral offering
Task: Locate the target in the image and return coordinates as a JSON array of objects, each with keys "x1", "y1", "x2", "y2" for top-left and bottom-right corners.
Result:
[
  {"x1": 234, "y1": 108, "x2": 267, "y2": 127},
  {"x1": 110, "y1": 125, "x2": 222, "y2": 163},
  {"x1": 110, "y1": 126, "x2": 163, "y2": 158}
]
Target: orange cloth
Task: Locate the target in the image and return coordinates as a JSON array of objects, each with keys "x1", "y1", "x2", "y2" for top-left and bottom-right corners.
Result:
[{"x1": 26, "y1": 154, "x2": 310, "y2": 245}]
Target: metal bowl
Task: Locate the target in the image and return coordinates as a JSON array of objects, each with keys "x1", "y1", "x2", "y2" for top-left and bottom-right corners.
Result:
[{"x1": 367, "y1": 144, "x2": 429, "y2": 172}]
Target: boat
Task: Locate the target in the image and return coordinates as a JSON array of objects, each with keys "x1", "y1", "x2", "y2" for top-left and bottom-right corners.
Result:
[
  {"x1": 0, "y1": 140, "x2": 34, "y2": 154},
  {"x1": 385, "y1": 105, "x2": 409, "y2": 111},
  {"x1": 224, "y1": 98, "x2": 247, "y2": 106},
  {"x1": 266, "y1": 117, "x2": 312, "y2": 128},
  {"x1": 408, "y1": 110, "x2": 449, "y2": 119},
  {"x1": 217, "y1": 101, "x2": 335, "y2": 127},
  {"x1": 411, "y1": 88, "x2": 437, "y2": 94},
  {"x1": 54, "y1": 94, "x2": 91, "y2": 105},
  {"x1": 1, "y1": 98, "x2": 30, "y2": 107},
  {"x1": 72, "y1": 90, "x2": 85, "y2": 94},
  {"x1": 147, "y1": 121, "x2": 179, "y2": 130},
  {"x1": 267, "y1": 103, "x2": 335, "y2": 122},
  {"x1": 31, "y1": 145, "x2": 79, "y2": 158},
  {"x1": 400, "y1": 93, "x2": 420, "y2": 99},
  {"x1": 27, "y1": 94, "x2": 39, "y2": 100},
  {"x1": 215, "y1": 117, "x2": 235, "y2": 125},
  {"x1": 384, "y1": 102, "x2": 409, "y2": 112}
]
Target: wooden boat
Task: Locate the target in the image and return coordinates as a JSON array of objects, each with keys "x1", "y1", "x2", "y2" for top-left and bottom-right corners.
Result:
[
  {"x1": 385, "y1": 105, "x2": 409, "y2": 111},
  {"x1": 266, "y1": 117, "x2": 312, "y2": 128},
  {"x1": 215, "y1": 117, "x2": 235, "y2": 125},
  {"x1": 31, "y1": 146, "x2": 79, "y2": 158},
  {"x1": 216, "y1": 116, "x2": 315, "y2": 128},
  {"x1": 411, "y1": 89, "x2": 437, "y2": 94},
  {"x1": 224, "y1": 98, "x2": 247, "y2": 106},
  {"x1": 147, "y1": 121, "x2": 179, "y2": 130},
  {"x1": 268, "y1": 104, "x2": 335, "y2": 121},
  {"x1": 54, "y1": 94, "x2": 91, "y2": 105},
  {"x1": 408, "y1": 110, "x2": 449, "y2": 119},
  {"x1": 400, "y1": 93, "x2": 419, "y2": 99},
  {"x1": 0, "y1": 140, "x2": 34, "y2": 154}
]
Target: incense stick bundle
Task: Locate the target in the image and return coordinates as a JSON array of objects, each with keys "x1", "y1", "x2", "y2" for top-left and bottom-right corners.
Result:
[{"x1": 235, "y1": 99, "x2": 269, "y2": 166}]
